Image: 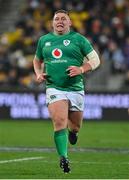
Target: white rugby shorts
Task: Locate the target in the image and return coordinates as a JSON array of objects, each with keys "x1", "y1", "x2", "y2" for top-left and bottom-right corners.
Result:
[{"x1": 46, "y1": 88, "x2": 84, "y2": 111}]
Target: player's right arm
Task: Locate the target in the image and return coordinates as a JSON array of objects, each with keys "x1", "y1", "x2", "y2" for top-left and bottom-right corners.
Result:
[{"x1": 33, "y1": 56, "x2": 46, "y2": 83}]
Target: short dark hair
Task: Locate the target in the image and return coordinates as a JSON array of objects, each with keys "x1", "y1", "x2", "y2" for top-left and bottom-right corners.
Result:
[{"x1": 54, "y1": 9, "x2": 69, "y2": 16}]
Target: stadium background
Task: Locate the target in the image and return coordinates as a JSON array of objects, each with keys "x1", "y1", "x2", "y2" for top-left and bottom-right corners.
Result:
[
  {"x1": 0, "y1": 0, "x2": 129, "y2": 179},
  {"x1": 0, "y1": 0, "x2": 129, "y2": 120}
]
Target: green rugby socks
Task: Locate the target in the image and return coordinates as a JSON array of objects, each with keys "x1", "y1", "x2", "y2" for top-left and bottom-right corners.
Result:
[{"x1": 54, "y1": 129, "x2": 68, "y2": 158}]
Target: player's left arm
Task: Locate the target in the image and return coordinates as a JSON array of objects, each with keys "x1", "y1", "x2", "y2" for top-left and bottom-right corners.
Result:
[
  {"x1": 67, "y1": 50, "x2": 100, "y2": 77},
  {"x1": 80, "y1": 49, "x2": 100, "y2": 73}
]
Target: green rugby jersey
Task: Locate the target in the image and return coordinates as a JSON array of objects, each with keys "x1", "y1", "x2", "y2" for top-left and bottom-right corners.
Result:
[{"x1": 35, "y1": 31, "x2": 93, "y2": 91}]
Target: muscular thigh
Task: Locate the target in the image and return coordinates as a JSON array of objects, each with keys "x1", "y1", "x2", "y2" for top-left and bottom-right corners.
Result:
[{"x1": 48, "y1": 100, "x2": 69, "y2": 130}]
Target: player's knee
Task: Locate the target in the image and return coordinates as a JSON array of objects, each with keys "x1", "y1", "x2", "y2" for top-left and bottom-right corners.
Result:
[
  {"x1": 72, "y1": 123, "x2": 81, "y2": 132},
  {"x1": 54, "y1": 116, "x2": 67, "y2": 130}
]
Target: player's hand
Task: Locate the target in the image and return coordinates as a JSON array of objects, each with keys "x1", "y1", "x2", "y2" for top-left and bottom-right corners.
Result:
[
  {"x1": 67, "y1": 66, "x2": 82, "y2": 77},
  {"x1": 36, "y1": 73, "x2": 47, "y2": 83}
]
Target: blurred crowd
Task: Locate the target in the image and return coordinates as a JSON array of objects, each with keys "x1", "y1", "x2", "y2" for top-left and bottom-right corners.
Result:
[{"x1": 0, "y1": 0, "x2": 129, "y2": 90}]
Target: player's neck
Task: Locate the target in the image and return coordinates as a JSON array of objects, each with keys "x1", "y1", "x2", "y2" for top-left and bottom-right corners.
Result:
[{"x1": 53, "y1": 30, "x2": 70, "y2": 36}]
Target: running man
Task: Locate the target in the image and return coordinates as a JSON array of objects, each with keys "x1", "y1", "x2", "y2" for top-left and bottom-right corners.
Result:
[{"x1": 33, "y1": 9, "x2": 100, "y2": 173}]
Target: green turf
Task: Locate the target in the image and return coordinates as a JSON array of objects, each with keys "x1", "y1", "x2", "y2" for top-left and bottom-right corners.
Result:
[
  {"x1": 0, "y1": 120, "x2": 129, "y2": 179},
  {"x1": 0, "y1": 120, "x2": 129, "y2": 148},
  {"x1": 0, "y1": 151, "x2": 129, "y2": 179}
]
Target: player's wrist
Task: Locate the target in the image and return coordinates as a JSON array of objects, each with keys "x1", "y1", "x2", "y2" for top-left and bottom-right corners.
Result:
[
  {"x1": 36, "y1": 73, "x2": 43, "y2": 79},
  {"x1": 79, "y1": 66, "x2": 84, "y2": 74}
]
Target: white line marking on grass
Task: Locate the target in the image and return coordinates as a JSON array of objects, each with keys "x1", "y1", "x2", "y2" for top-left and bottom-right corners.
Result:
[
  {"x1": 2, "y1": 157, "x2": 128, "y2": 166},
  {"x1": 1, "y1": 146, "x2": 129, "y2": 153},
  {"x1": 0, "y1": 156, "x2": 44, "y2": 164}
]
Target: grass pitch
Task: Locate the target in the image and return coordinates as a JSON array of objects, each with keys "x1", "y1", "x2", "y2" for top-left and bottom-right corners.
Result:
[{"x1": 0, "y1": 120, "x2": 129, "y2": 179}]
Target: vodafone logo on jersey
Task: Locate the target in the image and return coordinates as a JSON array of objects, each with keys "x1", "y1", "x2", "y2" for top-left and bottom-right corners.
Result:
[{"x1": 52, "y1": 48, "x2": 62, "y2": 59}]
